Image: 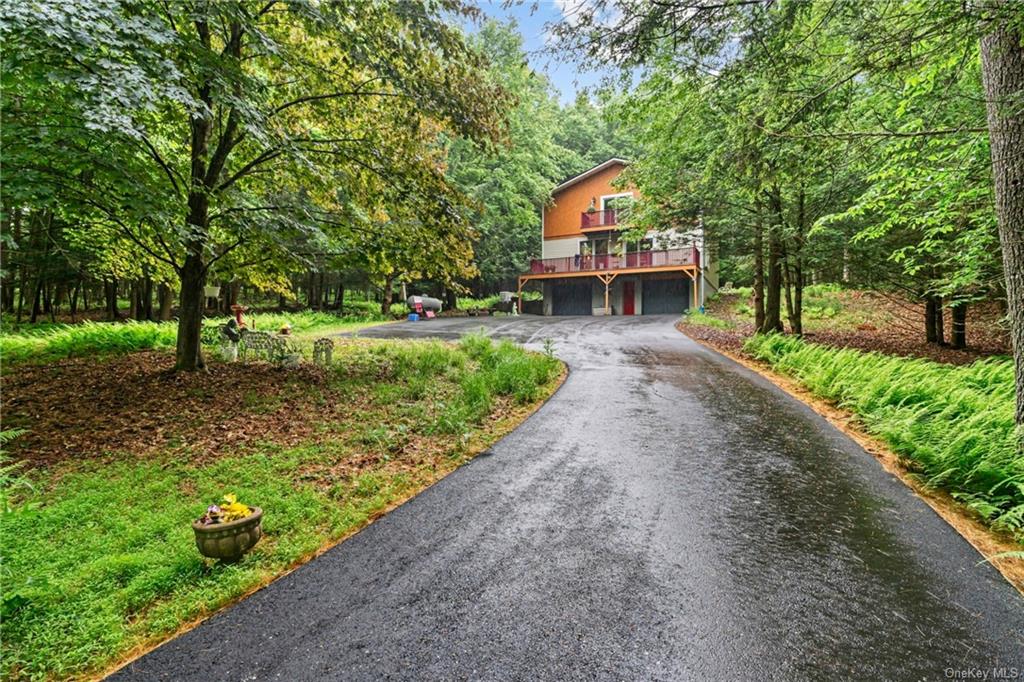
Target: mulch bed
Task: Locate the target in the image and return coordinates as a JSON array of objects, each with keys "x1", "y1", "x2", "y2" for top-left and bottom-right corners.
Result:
[
  {"x1": 3, "y1": 351, "x2": 339, "y2": 469},
  {"x1": 687, "y1": 291, "x2": 1010, "y2": 365}
]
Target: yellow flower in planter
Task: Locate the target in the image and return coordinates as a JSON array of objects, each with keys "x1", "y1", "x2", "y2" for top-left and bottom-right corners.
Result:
[{"x1": 219, "y1": 493, "x2": 252, "y2": 522}]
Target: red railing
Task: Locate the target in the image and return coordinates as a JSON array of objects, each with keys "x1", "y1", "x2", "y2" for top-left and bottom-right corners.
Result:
[
  {"x1": 528, "y1": 247, "x2": 700, "y2": 275},
  {"x1": 580, "y1": 209, "x2": 619, "y2": 229}
]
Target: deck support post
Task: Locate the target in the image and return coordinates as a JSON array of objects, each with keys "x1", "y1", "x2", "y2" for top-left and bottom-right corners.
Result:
[
  {"x1": 596, "y1": 273, "x2": 617, "y2": 315},
  {"x1": 517, "y1": 277, "x2": 525, "y2": 314}
]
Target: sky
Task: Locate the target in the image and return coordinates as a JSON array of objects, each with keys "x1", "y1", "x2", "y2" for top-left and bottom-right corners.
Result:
[{"x1": 474, "y1": 1, "x2": 614, "y2": 104}]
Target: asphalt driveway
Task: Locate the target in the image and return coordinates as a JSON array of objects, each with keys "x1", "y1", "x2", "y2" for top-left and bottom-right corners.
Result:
[{"x1": 113, "y1": 315, "x2": 1023, "y2": 680}]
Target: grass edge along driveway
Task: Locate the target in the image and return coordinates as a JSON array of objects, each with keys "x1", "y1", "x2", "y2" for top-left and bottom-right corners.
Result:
[{"x1": 1, "y1": 334, "x2": 564, "y2": 681}]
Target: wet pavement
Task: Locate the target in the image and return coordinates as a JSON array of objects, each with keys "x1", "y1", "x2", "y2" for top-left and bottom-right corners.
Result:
[{"x1": 113, "y1": 316, "x2": 1023, "y2": 680}]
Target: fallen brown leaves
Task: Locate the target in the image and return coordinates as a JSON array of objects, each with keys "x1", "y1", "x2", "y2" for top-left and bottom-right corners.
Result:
[
  {"x1": 691, "y1": 290, "x2": 1009, "y2": 365},
  {"x1": 3, "y1": 351, "x2": 341, "y2": 468}
]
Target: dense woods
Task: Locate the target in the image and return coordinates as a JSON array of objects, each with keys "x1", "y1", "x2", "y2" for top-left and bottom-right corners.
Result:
[{"x1": 554, "y1": 0, "x2": 1024, "y2": 427}]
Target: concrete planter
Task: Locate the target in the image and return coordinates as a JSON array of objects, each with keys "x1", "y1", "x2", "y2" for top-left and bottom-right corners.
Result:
[{"x1": 192, "y1": 507, "x2": 263, "y2": 562}]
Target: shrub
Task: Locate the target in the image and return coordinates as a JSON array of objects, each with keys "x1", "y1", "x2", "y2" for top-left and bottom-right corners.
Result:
[{"x1": 744, "y1": 333, "x2": 1021, "y2": 539}]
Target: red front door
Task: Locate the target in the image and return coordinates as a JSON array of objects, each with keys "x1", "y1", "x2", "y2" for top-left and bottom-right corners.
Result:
[{"x1": 622, "y1": 281, "x2": 635, "y2": 315}]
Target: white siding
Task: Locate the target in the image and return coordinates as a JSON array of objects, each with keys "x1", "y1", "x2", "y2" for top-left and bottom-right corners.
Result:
[{"x1": 542, "y1": 237, "x2": 584, "y2": 259}]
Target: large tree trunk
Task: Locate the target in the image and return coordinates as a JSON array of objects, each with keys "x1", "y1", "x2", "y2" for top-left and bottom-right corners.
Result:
[
  {"x1": 176, "y1": 253, "x2": 206, "y2": 370},
  {"x1": 981, "y1": 11, "x2": 1024, "y2": 428}
]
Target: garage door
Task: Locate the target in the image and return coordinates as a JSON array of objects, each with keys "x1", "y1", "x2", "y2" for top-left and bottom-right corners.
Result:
[
  {"x1": 551, "y1": 281, "x2": 592, "y2": 315},
  {"x1": 643, "y1": 278, "x2": 689, "y2": 315}
]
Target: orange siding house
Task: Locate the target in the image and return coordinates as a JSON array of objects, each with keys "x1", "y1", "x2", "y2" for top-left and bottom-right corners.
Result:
[{"x1": 519, "y1": 158, "x2": 716, "y2": 316}]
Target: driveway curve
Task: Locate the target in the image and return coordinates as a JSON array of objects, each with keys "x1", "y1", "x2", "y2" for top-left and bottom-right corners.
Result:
[{"x1": 113, "y1": 315, "x2": 1023, "y2": 680}]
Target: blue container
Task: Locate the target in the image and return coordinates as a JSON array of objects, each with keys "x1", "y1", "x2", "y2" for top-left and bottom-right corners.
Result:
[{"x1": 408, "y1": 313, "x2": 419, "y2": 322}]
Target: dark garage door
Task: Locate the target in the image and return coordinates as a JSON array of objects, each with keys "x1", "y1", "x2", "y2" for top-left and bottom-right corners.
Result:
[
  {"x1": 552, "y1": 281, "x2": 592, "y2": 315},
  {"x1": 643, "y1": 278, "x2": 689, "y2": 315}
]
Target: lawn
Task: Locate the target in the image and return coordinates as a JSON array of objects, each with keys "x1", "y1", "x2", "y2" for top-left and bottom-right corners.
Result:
[{"x1": 0, "y1": 333, "x2": 563, "y2": 681}]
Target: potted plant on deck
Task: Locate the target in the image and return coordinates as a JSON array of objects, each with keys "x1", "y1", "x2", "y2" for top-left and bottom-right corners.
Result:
[{"x1": 193, "y1": 493, "x2": 263, "y2": 562}]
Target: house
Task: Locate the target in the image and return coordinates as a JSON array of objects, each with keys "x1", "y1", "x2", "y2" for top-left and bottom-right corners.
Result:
[{"x1": 517, "y1": 158, "x2": 717, "y2": 316}]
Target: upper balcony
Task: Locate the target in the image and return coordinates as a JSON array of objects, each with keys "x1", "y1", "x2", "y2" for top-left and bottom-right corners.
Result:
[
  {"x1": 580, "y1": 208, "x2": 621, "y2": 231},
  {"x1": 526, "y1": 247, "x2": 700, "y2": 277}
]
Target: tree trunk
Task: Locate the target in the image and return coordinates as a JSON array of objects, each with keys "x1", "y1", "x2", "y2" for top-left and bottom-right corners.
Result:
[
  {"x1": 951, "y1": 302, "x2": 967, "y2": 349},
  {"x1": 789, "y1": 187, "x2": 806, "y2": 336},
  {"x1": 925, "y1": 295, "x2": 937, "y2": 344},
  {"x1": 762, "y1": 188, "x2": 784, "y2": 334},
  {"x1": 158, "y1": 282, "x2": 174, "y2": 321},
  {"x1": 105, "y1": 277, "x2": 119, "y2": 320},
  {"x1": 753, "y1": 200, "x2": 766, "y2": 331},
  {"x1": 935, "y1": 296, "x2": 946, "y2": 346},
  {"x1": 30, "y1": 279, "x2": 43, "y2": 323},
  {"x1": 445, "y1": 288, "x2": 458, "y2": 311},
  {"x1": 176, "y1": 254, "x2": 206, "y2": 371},
  {"x1": 70, "y1": 279, "x2": 81, "y2": 322},
  {"x1": 129, "y1": 280, "x2": 139, "y2": 319},
  {"x1": 334, "y1": 281, "x2": 345, "y2": 311},
  {"x1": 980, "y1": 10, "x2": 1024, "y2": 427},
  {"x1": 381, "y1": 275, "x2": 394, "y2": 316}
]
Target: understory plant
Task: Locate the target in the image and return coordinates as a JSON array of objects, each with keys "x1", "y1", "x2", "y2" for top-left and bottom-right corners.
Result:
[{"x1": 745, "y1": 333, "x2": 1021, "y2": 540}]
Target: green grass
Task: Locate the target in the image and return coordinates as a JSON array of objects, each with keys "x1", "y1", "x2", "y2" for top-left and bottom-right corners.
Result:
[
  {"x1": 457, "y1": 291, "x2": 541, "y2": 311},
  {"x1": 744, "y1": 333, "x2": 1022, "y2": 540},
  {"x1": 683, "y1": 311, "x2": 734, "y2": 330},
  {"x1": 0, "y1": 335, "x2": 562, "y2": 680},
  {"x1": 0, "y1": 312, "x2": 386, "y2": 367}
]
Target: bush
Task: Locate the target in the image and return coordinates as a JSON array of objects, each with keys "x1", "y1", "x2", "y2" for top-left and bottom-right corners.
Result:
[{"x1": 744, "y1": 333, "x2": 1021, "y2": 539}]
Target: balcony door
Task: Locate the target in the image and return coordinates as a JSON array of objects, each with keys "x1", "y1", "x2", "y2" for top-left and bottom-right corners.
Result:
[{"x1": 601, "y1": 194, "x2": 634, "y2": 226}]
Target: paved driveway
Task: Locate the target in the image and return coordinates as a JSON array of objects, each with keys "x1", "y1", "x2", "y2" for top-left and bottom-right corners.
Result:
[{"x1": 114, "y1": 315, "x2": 1023, "y2": 680}]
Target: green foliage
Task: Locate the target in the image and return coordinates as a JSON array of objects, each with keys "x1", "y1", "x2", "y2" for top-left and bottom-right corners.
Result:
[
  {"x1": 683, "y1": 312, "x2": 734, "y2": 330},
  {"x1": 457, "y1": 291, "x2": 540, "y2": 310},
  {"x1": 0, "y1": 429, "x2": 32, "y2": 514},
  {"x1": 0, "y1": 313, "x2": 376, "y2": 366},
  {"x1": 744, "y1": 334, "x2": 1021, "y2": 540},
  {"x1": 431, "y1": 333, "x2": 561, "y2": 434},
  {"x1": 0, "y1": 336, "x2": 563, "y2": 679},
  {"x1": 1, "y1": 321, "x2": 178, "y2": 364}
]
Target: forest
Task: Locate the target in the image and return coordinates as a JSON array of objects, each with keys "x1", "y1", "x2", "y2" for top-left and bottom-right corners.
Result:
[{"x1": 2, "y1": 2, "x2": 1023, "y2": 679}]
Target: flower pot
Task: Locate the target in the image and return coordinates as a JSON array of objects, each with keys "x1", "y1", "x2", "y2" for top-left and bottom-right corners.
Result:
[{"x1": 192, "y1": 507, "x2": 263, "y2": 562}]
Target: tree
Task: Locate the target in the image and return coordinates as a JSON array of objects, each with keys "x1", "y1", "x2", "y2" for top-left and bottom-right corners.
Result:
[
  {"x1": 2, "y1": 0, "x2": 509, "y2": 369},
  {"x1": 553, "y1": 0, "x2": 1024, "y2": 427},
  {"x1": 447, "y1": 20, "x2": 568, "y2": 294}
]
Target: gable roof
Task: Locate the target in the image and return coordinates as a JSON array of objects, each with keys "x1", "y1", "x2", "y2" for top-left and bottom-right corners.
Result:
[{"x1": 551, "y1": 158, "x2": 629, "y2": 196}]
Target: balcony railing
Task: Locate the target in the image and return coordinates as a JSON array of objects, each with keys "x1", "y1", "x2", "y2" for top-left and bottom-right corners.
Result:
[
  {"x1": 528, "y1": 247, "x2": 700, "y2": 275},
  {"x1": 580, "y1": 209, "x2": 620, "y2": 230}
]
